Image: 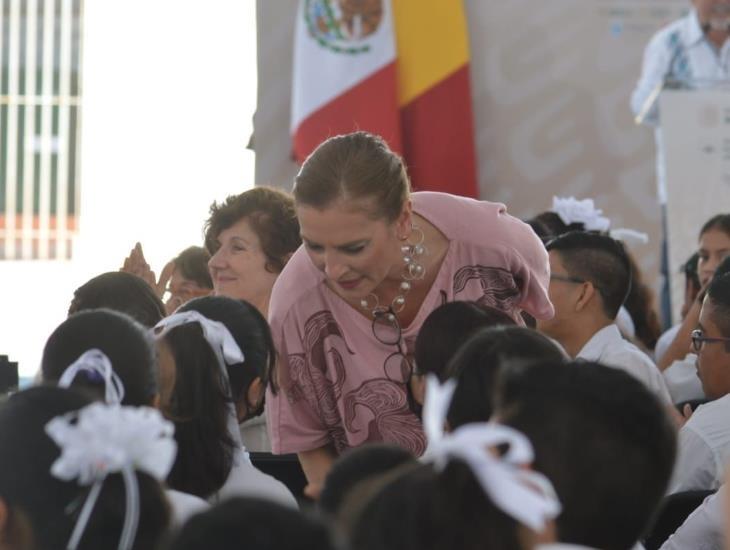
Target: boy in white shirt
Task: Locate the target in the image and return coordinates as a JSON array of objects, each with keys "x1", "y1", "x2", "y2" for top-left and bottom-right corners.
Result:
[
  {"x1": 537, "y1": 231, "x2": 671, "y2": 403},
  {"x1": 671, "y1": 272, "x2": 730, "y2": 492}
]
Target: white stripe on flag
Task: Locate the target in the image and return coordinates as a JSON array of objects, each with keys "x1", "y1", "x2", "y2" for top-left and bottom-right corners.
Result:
[{"x1": 290, "y1": 0, "x2": 397, "y2": 133}]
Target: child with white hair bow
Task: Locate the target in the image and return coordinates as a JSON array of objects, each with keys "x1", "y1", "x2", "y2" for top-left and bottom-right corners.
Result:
[
  {"x1": 0, "y1": 385, "x2": 174, "y2": 550},
  {"x1": 528, "y1": 196, "x2": 661, "y2": 353},
  {"x1": 152, "y1": 296, "x2": 296, "y2": 507},
  {"x1": 345, "y1": 375, "x2": 561, "y2": 550}
]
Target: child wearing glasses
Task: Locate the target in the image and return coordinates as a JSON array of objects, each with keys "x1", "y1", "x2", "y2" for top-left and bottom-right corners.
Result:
[
  {"x1": 671, "y1": 272, "x2": 730, "y2": 493},
  {"x1": 536, "y1": 231, "x2": 671, "y2": 404}
]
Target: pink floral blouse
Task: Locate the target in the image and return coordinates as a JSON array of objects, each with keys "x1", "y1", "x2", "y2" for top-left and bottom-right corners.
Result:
[{"x1": 266, "y1": 192, "x2": 553, "y2": 456}]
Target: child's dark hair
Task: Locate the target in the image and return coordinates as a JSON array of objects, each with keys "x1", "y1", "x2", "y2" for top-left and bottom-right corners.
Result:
[
  {"x1": 162, "y1": 296, "x2": 275, "y2": 498},
  {"x1": 346, "y1": 460, "x2": 525, "y2": 550},
  {"x1": 495, "y1": 360, "x2": 676, "y2": 549},
  {"x1": 622, "y1": 252, "x2": 662, "y2": 351},
  {"x1": 161, "y1": 322, "x2": 234, "y2": 499},
  {"x1": 546, "y1": 231, "x2": 632, "y2": 319},
  {"x1": 165, "y1": 497, "x2": 338, "y2": 550},
  {"x1": 0, "y1": 386, "x2": 169, "y2": 550},
  {"x1": 444, "y1": 326, "x2": 564, "y2": 429},
  {"x1": 68, "y1": 271, "x2": 166, "y2": 327},
  {"x1": 174, "y1": 246, "x2": 213, "y2": 289},
  {"x1": 415, "y1": 302, "x2": 515, "y2": 380},
  {"x1": 699, "y1": 213, "x2": 730, "y2": 240},
  {"x1": 180, "y1": 295, "x2": 276, "y2": 395},
  {"x1": 41, "y1": 308, "x2": 158, "y2": 406},
  {"x1": 319, "y1": 443, "x2": 416, "y2": 517}
]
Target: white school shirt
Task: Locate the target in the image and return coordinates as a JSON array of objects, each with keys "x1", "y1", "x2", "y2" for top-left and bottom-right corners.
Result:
[
  {"x1": 663, "y1": 354, "x2": 705, "y2": 405},
  {"x1": 576, "y1": 324, "x2": 672, "y2": 404},
  {"x1": 209, "y1": 448, "x2": 298, "y2": 509},
  {"x1": 240, "y1": 413, "x2": 271, "y2": 452},
  {"x1": 630, "y1": 9, "x2": 730, "y2": 203},
  {"x1": 165, "y1": 489, "x2": 210, "y2": 527},
  {"x1": 659, "y1": 486, "x2": 723, "y2": 550},
  {"x1": 671, "y1": 394, "x2": 730, "y2": 493}
]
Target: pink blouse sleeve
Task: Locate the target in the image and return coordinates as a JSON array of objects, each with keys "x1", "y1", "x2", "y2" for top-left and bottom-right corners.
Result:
[
  {"x1": 265, "y1": 313, "x2": 331, "y2": 455},
  {"x1": 500, "y1": 212, "x2": 554, "y2": 320}
]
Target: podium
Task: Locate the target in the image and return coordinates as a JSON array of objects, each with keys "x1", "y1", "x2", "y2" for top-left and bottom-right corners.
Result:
[{"x1": 660, "y1": 86, "x2": 730, "y2": 322}]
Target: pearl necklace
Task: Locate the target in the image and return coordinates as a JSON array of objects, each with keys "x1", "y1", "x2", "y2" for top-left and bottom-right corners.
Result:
[{"x1": 360, "y1": 225, "x2": 427, "y2": 318}]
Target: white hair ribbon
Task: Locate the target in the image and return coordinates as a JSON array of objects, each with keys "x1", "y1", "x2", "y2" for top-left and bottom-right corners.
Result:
[
  {"x1": 551, "y1": 196, "x2": 649, "y2": 246},
  {"x1": 422, "y1": 374, "x2": 561, "y2": 532},
  {"x1": 551, "y1": 196, "x2": 610, "y2": 232},
  {"x1": 427, "y1": 423, "x2": 561, "y2": 532},
  {"x1": 153, "y1": 311, "x2": 244, "y2": 367},
  {"x1": 45, "y1": 403, "x2": 176, "y2": 550},
  {"x1": 423, "y1": 374, "x2": 456, "y2": 443},
  {"x1": 57, "y1": 349, "x2": 125, "y2": 405},
  {"x1": 609, "y1": 228, "x2": 649, "y2": 246},
  {"x1": 152, "y1": 311, "x2": 250, "y2": 466}
]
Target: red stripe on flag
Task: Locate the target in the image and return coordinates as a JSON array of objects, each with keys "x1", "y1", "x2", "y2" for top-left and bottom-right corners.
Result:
[
  {"x1": 400, "y1": 65, "x2": 478, "y2": 198},
  {"x1": 292, "y1": 62, "x2": 403, "y2": 163}
]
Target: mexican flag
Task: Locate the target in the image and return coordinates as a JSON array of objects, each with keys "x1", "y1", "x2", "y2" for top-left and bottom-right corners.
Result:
[{"x1": 291, "y1": 0, "x2": 478, "y2": 198}]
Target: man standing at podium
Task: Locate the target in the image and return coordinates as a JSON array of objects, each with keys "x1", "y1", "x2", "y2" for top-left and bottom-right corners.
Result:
[{"x1": 631, "y1": 0, "x2": 730, "y2": 325}]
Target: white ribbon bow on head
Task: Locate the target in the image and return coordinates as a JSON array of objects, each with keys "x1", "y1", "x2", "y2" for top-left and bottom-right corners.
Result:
[
  {"x1": 551, "y1": 196, "x2": 611, "y2": 232},
  {"x1": 46, "y1": 403, "x2": 176, "y2": 550},
  {"x1": 422, "y1": 374, "x2": 561, "y2": 532},
  {"x1": 57, "y1": 349, "x2": 126, "y2": 405},
  {"x1": 423, "y1": 374, "x2": 456, "y2": 444},
  {"x1": 152, "y1": 311, "x2": 250, "y2": 465},
  {"x1": 153, "y1": 310, "x2": 244, "y2": 367},
  {"x1": 428, "y1": 423, "x2": 561, "y2": 532},
  {"x1": 551, "y1": 196, "x2": 649, "y2": 245}
]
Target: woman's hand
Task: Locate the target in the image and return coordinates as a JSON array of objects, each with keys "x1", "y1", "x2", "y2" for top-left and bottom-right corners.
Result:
[
  {"x1": 121, "y1": 242, "x2": 174, "y2": 299},
  {"x1": 298, "y1": 445, "x2": 337, "y2": 500}
]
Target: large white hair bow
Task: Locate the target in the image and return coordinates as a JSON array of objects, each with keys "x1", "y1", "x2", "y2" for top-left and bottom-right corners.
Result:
[
  {"x1": 422, "y1": 375, "x2": 561, "y2": 532},
  {"x1": 46, "y1": 403, "x2": 176, "y2": 550},
  {"x1": 551, "y1": 196, "x2": 610, "y2": 232},
  {"x1": 550, "y1": 196, "x2": 648, "y2": 245},
  {"x1": 153, "y1": 310, "x2": 244, "y2": 367},
  {"x1": 57, "y1": 349, "x2": 125, "y2": 405}
]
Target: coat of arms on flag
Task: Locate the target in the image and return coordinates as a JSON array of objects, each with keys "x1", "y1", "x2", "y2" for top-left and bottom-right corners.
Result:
[{"x1": 305, "y1": 0, "x2": 384, "y2": 52}]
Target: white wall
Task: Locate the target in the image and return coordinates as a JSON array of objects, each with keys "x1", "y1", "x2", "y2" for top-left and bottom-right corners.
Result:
[{"x1": 1, "y1": 0, "x2": 257, "y2": 377}]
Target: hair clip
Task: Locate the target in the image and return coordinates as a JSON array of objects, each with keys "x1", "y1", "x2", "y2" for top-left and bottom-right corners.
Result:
[{"x1": 58, "y1": 349, "x2": 125, "y2": 405}]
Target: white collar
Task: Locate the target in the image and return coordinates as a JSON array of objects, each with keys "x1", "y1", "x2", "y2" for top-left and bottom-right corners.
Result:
[{"x1": 576, "y1": 324, "x2": 622, "y2": 361}]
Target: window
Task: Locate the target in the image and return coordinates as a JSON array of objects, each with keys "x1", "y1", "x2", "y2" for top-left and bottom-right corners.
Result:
[{"x1": 0, "y1": 0, "x2": 82, "y2": 260}]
